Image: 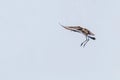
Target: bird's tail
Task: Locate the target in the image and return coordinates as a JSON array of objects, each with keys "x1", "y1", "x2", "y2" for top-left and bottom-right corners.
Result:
[{"x1": 88, "y1": 36, "x2": 96, "y2": 40}]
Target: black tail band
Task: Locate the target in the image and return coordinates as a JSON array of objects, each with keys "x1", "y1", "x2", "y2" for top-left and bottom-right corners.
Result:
[{"x1": 88, "y1": 36, "x2": 96, "y2": 40}]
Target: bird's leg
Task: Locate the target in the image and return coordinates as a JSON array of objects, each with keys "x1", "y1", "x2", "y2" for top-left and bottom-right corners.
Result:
[
  {"x1": 83, "y1": 37, "x2": 89, "y2": 47},
  {"x1": 81, "y1": 36, "x2": 87, "y2": 46}
]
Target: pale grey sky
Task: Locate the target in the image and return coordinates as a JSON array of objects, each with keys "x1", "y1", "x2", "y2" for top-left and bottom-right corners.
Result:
[{"x1": 0, "y1": 0, "x2": 120, "y2": 80}]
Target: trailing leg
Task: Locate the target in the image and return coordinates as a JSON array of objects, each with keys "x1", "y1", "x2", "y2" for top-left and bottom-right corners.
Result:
[
  {"x1": 81, "y1": 36, "x2": 87, "y2": 46},
  {"x1": 83, "y1": 37, "x2": 89, "y2": 47}
]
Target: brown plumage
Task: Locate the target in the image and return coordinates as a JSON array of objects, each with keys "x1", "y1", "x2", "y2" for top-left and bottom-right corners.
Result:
[{"x1": 59, "y1": 23, "x2": 96, "y2": 47}]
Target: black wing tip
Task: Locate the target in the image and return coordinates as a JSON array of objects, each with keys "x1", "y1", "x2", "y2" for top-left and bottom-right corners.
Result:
[
  {"x1": 58, "y1": 22, "x2": 63, "y2": 26},
  {"x1": 59, "y1": 22, "x2": 67, "y2": 29}
]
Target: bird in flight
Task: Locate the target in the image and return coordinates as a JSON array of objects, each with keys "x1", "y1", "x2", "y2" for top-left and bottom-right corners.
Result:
[{"x1": 59, "y1": 23, "x2": 96, "y2": 47}]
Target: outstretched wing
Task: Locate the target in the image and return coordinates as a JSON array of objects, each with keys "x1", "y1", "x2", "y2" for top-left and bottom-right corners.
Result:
[{"x1": 59, "y1": 23, "x2": 83, "y2": 33}]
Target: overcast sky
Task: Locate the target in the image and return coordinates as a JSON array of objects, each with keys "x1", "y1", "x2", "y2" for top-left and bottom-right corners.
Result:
[{"x1": 0, "y1": 0, "x2": 120, "y2": 80}]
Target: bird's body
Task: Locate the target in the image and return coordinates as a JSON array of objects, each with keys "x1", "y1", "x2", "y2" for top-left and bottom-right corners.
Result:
[{"x1": 59, "y1": 23, "x2": 96, "y2": 47}]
